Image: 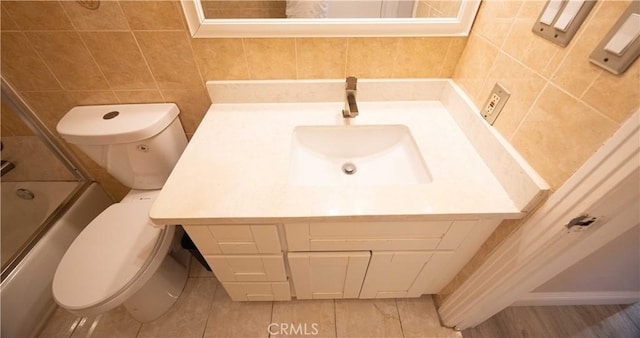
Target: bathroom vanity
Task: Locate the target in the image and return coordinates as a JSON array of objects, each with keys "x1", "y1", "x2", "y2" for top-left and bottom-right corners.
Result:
[{"x1": 150, "y1": 79, "x2": 549, "y2": 301}]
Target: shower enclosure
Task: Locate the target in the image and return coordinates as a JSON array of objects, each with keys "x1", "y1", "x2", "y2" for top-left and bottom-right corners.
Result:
[
  {"x1": 0, "y1": 79, "x2": 89, "y2": 278},
  {"x1": 1, "y1": 79, "x2": 112, "y2": 337}
]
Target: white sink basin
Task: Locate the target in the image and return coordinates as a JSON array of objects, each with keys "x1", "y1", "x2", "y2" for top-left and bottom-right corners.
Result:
[{"x1": 290, "y1": 125, "x2": 432, "y2": 186}]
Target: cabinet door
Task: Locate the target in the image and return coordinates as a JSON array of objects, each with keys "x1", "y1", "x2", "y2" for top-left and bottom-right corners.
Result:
[
  {"x1": 288, "y1": 252, "x2": 370, "y2": 299},
  {"x1": 359, "y1": 251, "x2": 433, "y2": 299}
]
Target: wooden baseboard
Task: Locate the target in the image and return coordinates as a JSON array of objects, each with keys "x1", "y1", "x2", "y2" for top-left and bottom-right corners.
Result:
[{"x1": 512, "y1": 291, "x2": 640, "y2": 306}]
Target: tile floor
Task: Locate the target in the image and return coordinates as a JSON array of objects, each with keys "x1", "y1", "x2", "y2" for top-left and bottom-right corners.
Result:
[
  {"x1": 39, "y1": 259, "x2": 640, "y2": 338},
  {"x1": 38, "y1": 259, "x2": 460, "y2": 338},
  {"x1": 463, "y1": 302, "x2": 640, "y2": 338}
]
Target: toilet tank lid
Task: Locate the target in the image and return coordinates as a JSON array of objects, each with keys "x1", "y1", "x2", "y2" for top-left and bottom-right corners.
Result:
[{"x1": 56, "y1": 103, "x2": 180, "y2": 145}]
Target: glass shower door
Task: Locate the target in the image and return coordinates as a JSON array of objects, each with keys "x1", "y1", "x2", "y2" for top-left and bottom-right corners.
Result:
[{"x1": 0, "y1": 82, "x2": 89, "y2": 279}]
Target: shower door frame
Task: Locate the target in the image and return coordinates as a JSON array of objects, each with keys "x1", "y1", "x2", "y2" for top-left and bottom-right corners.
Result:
[{"x1": 1, "y1": 78, "x2": 94, "y2": 281}]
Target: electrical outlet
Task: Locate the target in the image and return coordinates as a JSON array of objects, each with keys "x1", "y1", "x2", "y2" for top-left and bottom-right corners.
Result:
[
  {"x1": 482, "y1": 83, "x2": 510, "y2": 125},
  {"x1": 485, "y1": 93, "x2": 501, "y2": 116}
]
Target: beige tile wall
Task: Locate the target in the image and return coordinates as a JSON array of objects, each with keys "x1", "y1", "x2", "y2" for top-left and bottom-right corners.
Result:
[
  {"x1": 416, "y1": 0, "x2": 462, "y2": 18},
  {"x1": 439, "y1": 0, "x2": 639, "y2": 303},
  {"x1": 1, "y1": 101, "x2": 77, "y2": 182},
  {"x1": 0, "y1": 0, "x2": 466, "y2": 201}
]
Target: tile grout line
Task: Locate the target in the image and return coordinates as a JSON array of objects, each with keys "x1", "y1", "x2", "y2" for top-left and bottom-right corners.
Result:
[
  {"x1": 200, "y1": 279, "x2": 221, "y2": 338},
  {"x1": 130, "y1": 30, "x2": 168, "y2": 103},
  {"x1": 294, "y1": 38, "x2": 300, "y2": 80},
  {"x1": 390, "y1": 38, "x2": 401, "y2": 78},
  {"x1": 546, "y1": 80, "x2": 619, "y2": 126},
  {"x1": 56, "y1": 1, "x2": 118, "y2": 98},
  {"x1": 344, "y1": 38, "x2": 350, "y2": 77},
  {"x1": 184, "y1": 29, "x2": 208, "y2": 89},
  {"x1": 20, "y1": 31, "x2": 68, "y2": 92},
  {"x1": 395, "y1": 299, "x2": 406, "y2": 338},
  {"x1": 622, "y1": 304, "x2": 640, "y2": 332},
  {"x1": 578, "y1": 69, "x2": 604, "y2": 100},
  {"x1": 134, "y1": 317, "x2": 144, "y2": 338},
  {"x1": 241, "y1": 38, "x2": 252, "y2": 79},
  {"x1": 75, "y1": 30, "x2": 119, "y2": 99},
  {"x1": 334, "y1": 299, "x2": 338, "y2": 338},
  {"x1": 509, "y1": 81, "x2": 549, "y2": 142},
  {"x1": 268, "y1": 299, "x2": 275, "y2": 338},
  {"x1": 438, "y1": 38, "x2": 455, "y2": 78},
  {"x1": 498, "y1": 1, "x2": 525, "y2": 51}
]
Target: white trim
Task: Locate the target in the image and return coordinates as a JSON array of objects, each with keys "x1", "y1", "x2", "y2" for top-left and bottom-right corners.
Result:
[
  {"x1": 512, "y1": 291, "x2": 640, "y2": 307},
  {"x1": 180, "y1": 0, "x2": 481, "y2": 38},
  {"x1": 438, "y1": 111, "x2": 640, "y2": 329}
]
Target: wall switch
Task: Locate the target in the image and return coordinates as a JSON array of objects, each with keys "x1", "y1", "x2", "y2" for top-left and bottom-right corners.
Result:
[
  {"x1": 589, "y1": 2, "x2": 640, "y2": 75},
  {"x1": 532, "y1": 0, "x2": 597, "y2": 47},
  {"x1": 482, "y1": 83, "x2": 510, "y2": 125}
]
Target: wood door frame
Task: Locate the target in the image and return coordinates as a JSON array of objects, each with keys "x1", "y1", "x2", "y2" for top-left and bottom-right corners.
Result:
[{"x1": 438, "y1": 111, "x2": 640, "y2": 329}]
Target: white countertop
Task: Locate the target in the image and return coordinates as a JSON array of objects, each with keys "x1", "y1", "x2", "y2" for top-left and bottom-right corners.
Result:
[{"x1": 150, "y1": 96, "x2": 523, "y2": 225}]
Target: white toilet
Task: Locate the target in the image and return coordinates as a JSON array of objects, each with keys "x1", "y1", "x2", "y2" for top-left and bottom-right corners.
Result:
[{"x1": 52, "y1": 103, "x2": 189, "y2": 322}]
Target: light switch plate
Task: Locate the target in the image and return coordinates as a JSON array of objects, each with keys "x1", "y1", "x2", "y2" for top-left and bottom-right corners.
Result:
[
  {"x1": 481, "y1": 83, "x2": 510, "y2": 126},
  {"x1": 589, "y1": 2, "x2": 640, "y2": 75},
  {"x1": 532, "y1": 0, "x2": 597, "y2": 47}
]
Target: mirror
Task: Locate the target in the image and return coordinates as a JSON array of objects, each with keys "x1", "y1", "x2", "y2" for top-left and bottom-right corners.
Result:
[
  {"x1": 182, "y1": 0, "x2": 481, "y2": 37},
  {"x1": 200, "y1": 1, "x2": 461, "y2": 19}
]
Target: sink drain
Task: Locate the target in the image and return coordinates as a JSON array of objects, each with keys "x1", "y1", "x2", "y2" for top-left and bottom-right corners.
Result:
[
  {"x1": 16, "y1": 188, "x2": 35, "y2": 200},
  {"x1": 342, "y1": 162, "x2": 357, "y2": 175}
]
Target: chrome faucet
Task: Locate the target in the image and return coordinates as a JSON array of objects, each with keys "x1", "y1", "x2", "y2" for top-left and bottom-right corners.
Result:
[
  {"x1": 1, "y1": 160, "x2": 15, "y2": 177},
  {"x1": 342, "y1": 76, "x2": 358, "y2": 118}
]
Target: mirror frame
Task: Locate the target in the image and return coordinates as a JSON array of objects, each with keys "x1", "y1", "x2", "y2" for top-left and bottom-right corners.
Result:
[{"x1": 181, "y1": 0, "x2": 481, "y2": 38}]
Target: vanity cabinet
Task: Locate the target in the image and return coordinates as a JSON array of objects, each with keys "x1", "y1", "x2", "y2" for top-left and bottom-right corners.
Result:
[
  {"x1": 183, "y1": 225, "x2": 292, "y2": 301},
  {"x1": 183, "y1": 218, "x2": 500, "y2": 301},
  {"x1": 284, "y1": 220, "x2": 497, "y2": 300}
]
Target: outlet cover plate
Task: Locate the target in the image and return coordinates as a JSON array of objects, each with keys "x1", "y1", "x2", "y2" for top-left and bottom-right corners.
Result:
[
  {"x1": 589, "y1": 2, "x2": 640, "y2": 75},
  {"x1": 532, "y1": 0, "x2": 597, "y2": 47},
  {"x1": 482, "y1": 83, "x2": 510, "y2": 125}
]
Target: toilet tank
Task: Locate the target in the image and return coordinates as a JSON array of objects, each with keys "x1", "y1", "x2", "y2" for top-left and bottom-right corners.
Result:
[{"x1": 57, "y1": 104, "x2": 188, "y2": 190}]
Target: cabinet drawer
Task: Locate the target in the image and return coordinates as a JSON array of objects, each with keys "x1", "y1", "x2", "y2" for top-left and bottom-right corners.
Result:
[
  {"x1": 184, "y1": 225, "x2": 281, "y2": 254},
  {"x1": 285, "y1": 221, "x2": 477, "y2": 251},
  {"x1": 222, "y1": 281, "x2": 291, "y2": 301},
  {"x1": 205, "y1": 254, "x2": 287, "y2": 282}
]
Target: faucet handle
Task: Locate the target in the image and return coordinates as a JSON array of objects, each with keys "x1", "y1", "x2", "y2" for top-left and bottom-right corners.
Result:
[{"x1": 346, "y1": 76, "x2": 357, "y2": 91}]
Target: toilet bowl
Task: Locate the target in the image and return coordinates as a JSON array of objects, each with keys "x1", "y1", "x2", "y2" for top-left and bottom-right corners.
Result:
[
  {"x1": 52, "y1": 191, "x2": 187, "y2": 321},
  {"x1": 52, "y1": 104, "x2": 189, "y2": 322}
]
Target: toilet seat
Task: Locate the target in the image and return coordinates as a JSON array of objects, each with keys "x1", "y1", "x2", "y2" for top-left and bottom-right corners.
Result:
[{"x1": 52, "y1": 200, "x2": 172, "y2": 311}]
